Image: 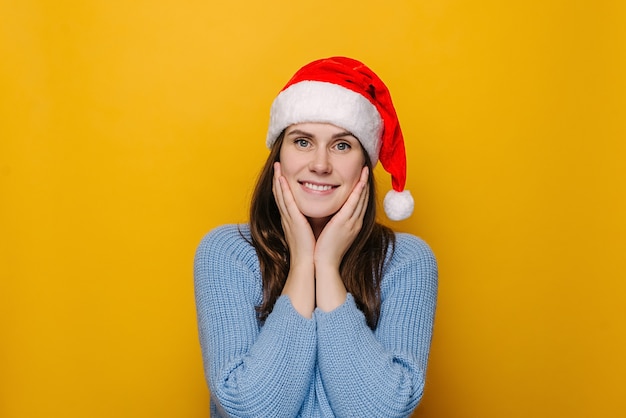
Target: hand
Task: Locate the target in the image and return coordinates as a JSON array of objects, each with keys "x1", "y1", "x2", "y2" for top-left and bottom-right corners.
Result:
[
  {"x1": 272, "y1": 162, "x2": 316, "y2": 266},
  {"x1": 272, "y1": 162, "x2": 316, "y2": 317},
  {"x1": 314, "y1": 166, "x2": 369, "y2": 312},
  {"x1": 314, "y1": 166, "x2": 369, "y2": 270}
]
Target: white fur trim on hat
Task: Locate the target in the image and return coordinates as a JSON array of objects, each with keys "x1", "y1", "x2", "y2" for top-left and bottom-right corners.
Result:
[{"x1": 266, "y1": 81, "x2": 383, "y2": 163}]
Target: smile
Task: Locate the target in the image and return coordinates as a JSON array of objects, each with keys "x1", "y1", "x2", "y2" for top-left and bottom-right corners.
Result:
[{"x1": 301, "y1": 182, "x2": 335, "y2": 191}]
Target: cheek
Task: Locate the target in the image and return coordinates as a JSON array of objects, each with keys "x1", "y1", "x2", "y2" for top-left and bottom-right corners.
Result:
[
  {"x1": 346, "y1": 160, "x2": 365, "y2": 185},
  {"x1": 279, "y1": 161, "x2": 298, "y2": 183},
  {"x1": 278, "y1": 150, "x2": 295, "y2": 177},
  {"x1": 279, "y1": 154, "x2": 309, "y2": 184}
]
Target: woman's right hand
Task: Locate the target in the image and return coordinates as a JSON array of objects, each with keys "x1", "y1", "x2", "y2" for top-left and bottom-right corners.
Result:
[
  {"x1": 272, "y1": 162, "x2": 316, "y2": 264},
  {"x1": 272, "y1": 162, "x2": 316, "y2": 317}
]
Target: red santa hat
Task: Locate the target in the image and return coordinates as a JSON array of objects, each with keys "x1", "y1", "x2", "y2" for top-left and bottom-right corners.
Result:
[{"x1": 266, "y1": 57, "x2": 414, "y2": 221}]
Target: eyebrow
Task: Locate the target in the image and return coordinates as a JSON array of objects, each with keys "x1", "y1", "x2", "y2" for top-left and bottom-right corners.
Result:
[{"x1": 286, "y1": 129, "x2": 357, "y2": 140}]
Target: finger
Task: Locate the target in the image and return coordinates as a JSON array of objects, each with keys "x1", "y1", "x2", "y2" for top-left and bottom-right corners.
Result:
[
  {"x1": 274, "y1": 161, "x2": 282, "y2": 178},
  {"x1": 278, "y1": 176, "x2": 302, "y2": 220},
  {"x1": 272, "y1": 165, "x2": 297, "y2": 241},
  {"x1": 273, "y1": 162, "x2": 303, "y2": 222},
  {"x1": 344, "y1": 166, "x2": 370, "y2": 222},
  {"x1": 359, "y1": 165, "x2": 369, "y2": 184},
  {"x1": 333, "y1": 179, "x2": 365, "y2": 224},
  {"x1": 352, "y1": 181, "x2": 368, "y2": 223},
  {"x1": 356, "y1": 182, "x2": 369, "y2": 220},
  {"x1": 272, "y1": 162, "x2": 289, "y2": 218},
  {"x1": 354, "y1": 166, "x2": 369, "y2": 220}
]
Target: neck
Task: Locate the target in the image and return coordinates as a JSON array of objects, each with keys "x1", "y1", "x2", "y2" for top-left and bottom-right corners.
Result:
[{"x1": 307, "y1": 216, "x2": 332, "y2": 240}]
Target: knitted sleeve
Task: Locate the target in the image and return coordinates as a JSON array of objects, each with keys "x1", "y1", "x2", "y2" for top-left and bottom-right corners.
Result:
[
  {"x1": 315, "y1": 233, "x2": 438, "y2": 417},
  {"x1": 194, "y1": 225, "x2": 317, "y2": 417}
]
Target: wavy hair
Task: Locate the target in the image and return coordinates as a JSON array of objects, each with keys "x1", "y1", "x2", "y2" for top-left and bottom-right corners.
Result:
[{"x1": 248, "y1": 132, "x2": 395, "y2": 329}]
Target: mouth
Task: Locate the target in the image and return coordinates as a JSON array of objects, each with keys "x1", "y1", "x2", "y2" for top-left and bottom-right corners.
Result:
[{"x1": 299, "y1": 181, "x2": 337, "y2": 192}]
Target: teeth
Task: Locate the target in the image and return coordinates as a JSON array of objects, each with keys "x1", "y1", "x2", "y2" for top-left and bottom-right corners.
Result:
[{"x1": 304, "y1": 182, "x2": 333, "y2": 191}]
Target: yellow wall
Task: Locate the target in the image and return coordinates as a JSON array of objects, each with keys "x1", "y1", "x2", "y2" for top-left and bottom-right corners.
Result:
[{"x1": 1, "y1": 1, "x2": 624, "y2": 417}]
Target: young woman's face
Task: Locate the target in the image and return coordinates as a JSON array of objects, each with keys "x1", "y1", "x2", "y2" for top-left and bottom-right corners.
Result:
[{"x1": 279, "y1": 122, "x2": 366, "y2": 221}]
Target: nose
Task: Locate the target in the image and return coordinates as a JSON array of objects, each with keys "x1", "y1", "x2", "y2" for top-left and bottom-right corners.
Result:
[{"x1": 308, "y1": 148, "x2": 332, "y2": 174}]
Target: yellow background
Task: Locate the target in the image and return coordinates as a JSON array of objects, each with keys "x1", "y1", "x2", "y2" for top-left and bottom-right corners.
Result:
[{"x1": 1, "y1": 1, "x2": 625, "y2": 417}]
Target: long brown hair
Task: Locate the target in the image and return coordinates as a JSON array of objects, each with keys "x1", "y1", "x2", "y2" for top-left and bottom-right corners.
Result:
[{"x1": 248, "y1": 132, "x2": 395, "y2": 329}]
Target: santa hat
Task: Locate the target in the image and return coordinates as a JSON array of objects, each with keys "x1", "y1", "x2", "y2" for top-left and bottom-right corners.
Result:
[{"x1": 266, "y1": 56, "x2": 414, "y2": 221}]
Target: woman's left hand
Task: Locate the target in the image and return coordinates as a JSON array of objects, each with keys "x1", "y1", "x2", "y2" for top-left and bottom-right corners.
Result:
[
  {"x1": 314, "y1": 166, "x2": 369, "y2": 312},
  {"x1": 315, "y1": 166, "x2": 369, "y2": 268}
]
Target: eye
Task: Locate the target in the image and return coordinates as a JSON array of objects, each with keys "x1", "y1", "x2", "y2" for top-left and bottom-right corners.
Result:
[
  {"x1": 334, "y1": 141, "x2": 352, "y2": 151},
  {"x1": 294, "y1": 138, "x2": 310, "y2": 148}
]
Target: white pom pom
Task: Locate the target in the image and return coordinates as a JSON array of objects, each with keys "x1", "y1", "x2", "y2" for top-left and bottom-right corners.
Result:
[{"x1": 383, "y1": 190, "x2": 414, "y2": 221}]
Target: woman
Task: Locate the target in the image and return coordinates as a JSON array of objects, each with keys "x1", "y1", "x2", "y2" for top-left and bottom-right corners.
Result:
[{"x1": 194, "y1": 57, "x2": 438, "y2": 417}]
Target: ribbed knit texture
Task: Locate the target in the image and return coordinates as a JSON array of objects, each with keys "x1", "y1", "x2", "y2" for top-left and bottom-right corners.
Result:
[{"x1": 194, "y1": 224, "x2": 438, "y2": 417}]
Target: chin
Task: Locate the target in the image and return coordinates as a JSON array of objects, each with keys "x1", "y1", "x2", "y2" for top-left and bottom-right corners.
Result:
[
  {"x1": 300, "y1": 206, "x2": 340, "y2": 220},
  {"x1": 291, "y1": 196, "x2": 336, "y2": 218}
]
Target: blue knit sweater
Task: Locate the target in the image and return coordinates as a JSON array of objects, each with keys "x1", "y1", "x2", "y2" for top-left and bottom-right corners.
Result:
[{"x1": 194, "y1": 224, "x2": 438, "y2": 417}]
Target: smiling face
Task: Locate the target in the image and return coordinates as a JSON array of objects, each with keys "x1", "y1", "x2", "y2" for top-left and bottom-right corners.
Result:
[{"x1": 279, "y1": 122, "x2": 366, "y2": 223}]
